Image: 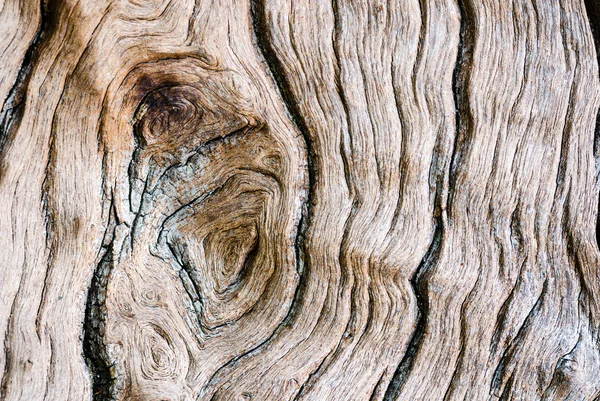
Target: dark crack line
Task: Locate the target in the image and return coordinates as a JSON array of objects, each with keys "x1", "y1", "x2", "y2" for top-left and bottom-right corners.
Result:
[
  {"x1": 83, "y1": 199, "x2": 119, "y2": 401},
  {"x1": 584, "y1": 0, "x2": 600, "y2": 260},
  {"x1": 197, "y1": 0, "x2": 316, "y2": 397},
  {"x1": 446, "y1": 0, "x2": 473, "y2": 218},
  {"x1": 382, "y1": 222, "x2": 442, "y2": 400},
  {"x1": 0, "y1": 0, "x2": 47, "y2": 159},
  {"x1": 251, "y1": 0, "x2": 314, "y2": 338},
  {"x1": 83, "y1": 246, "x2": 115, "y2": 401},
  {"x1": 583, "y1": 0, "x2": 600, "y2": 68},
  {"x1": 382, "y1": 0, "x2": 468, "y2": 398}
]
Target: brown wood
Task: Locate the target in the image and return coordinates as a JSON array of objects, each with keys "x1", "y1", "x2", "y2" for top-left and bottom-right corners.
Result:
[{"x1": 1, "y1": 0, "x2": 600, "y2": 400}]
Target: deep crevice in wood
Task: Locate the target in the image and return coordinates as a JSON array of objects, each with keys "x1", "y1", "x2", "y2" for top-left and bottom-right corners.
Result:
[
  {"x1": 596, "y1": 107, "x2": 600, "y2": 251},
  {"x1": 383, "y1": 0, "x2": 468, "y2": 398},
  {"x1": 84, "y1": 198, "x2": 120, "y2": 401},
  {"x1": 584, "y1": 0, "x2": 600, "y2": 66},
  {"x1": 248, "y1": 0, "x2": 313, "y2": 334},
  {"x1": 584, "y1": 0, "x2": 600, "y2": 252},
  {"x1": 83, "y1": 246, "x2": 115, "y2": 401},
  {"x1": 382, "y1": 223, "x2": 443, "y2": 400},
  {"x1": 0, "y1": 0, "x2": 46, "y2": 158},
  {"x1": 446, "y1": 0, "x2": 474, "y2": 218}
]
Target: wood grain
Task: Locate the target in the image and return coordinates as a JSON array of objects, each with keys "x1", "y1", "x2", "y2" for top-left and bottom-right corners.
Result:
[{"x1": 1, "y1": 0, "x2": 600, "y2": 400}]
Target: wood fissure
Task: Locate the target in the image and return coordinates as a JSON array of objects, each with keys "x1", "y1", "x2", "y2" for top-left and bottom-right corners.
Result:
[
  {"x1": 83, "y1": 242, "x2": 115, "y2": 400},
  {"x1": 382, "y1": 223, "x2": 442, "y2": 400},
  {"x1": 584, "y1": 0, "x2": 600, "y2": 263},
  {"x1": 248, "y1": 0, "x2": 313, "y2": 325},
  {"x1": 0, "y1": 0, "x2": 44, "y2": 156}
]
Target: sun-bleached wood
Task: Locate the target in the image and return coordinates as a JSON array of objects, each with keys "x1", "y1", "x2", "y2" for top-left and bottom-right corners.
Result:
[{"x1": 1, "y1": 0, "x2": 599, "y2": 400}]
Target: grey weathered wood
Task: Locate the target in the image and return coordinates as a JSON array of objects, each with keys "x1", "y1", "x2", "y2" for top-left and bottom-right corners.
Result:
[{"x1": 1, "y1": 0, "x2": 599, "y2": 400}]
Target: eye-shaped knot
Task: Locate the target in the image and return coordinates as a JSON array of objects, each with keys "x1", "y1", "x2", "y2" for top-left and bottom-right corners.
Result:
[
  {"x1": 129, "y1": 81, "x2": 263, "y2": 206},
  {"x1": 136, "y1": 85, "x2": 206, "y2": 146}
]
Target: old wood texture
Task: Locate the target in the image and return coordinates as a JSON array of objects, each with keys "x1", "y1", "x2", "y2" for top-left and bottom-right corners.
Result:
[{"x1": 1, "y1": 0, "x2": 600, "y2": 399}]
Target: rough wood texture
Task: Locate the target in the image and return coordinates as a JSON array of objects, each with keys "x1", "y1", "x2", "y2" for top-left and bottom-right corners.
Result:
[{"x1": 1, "y1": 0, "x2": 600, "y2": 400}]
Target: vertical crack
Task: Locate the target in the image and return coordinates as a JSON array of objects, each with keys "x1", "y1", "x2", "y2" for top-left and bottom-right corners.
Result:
[
  {"x1": 584, "y1": 0, "x2": 600, "y2": 67},
  {"x1": 83, "y1": 246, "x2": 115, "y2": 401},
  {"x1": 196, "y1": 1, "x2": 315, "y2": 392},
  {"x1": 583, "y1": 0, "x2": 600, "y2": 250},
  {"x1": 447, "y1": 0, "x2": 474, "y2": 216},
  {"x1": 581, "y1": 8, "x2": 600, "y2": 401},
  {"x1": 249, "y1": 0, "x2": 314, "y2": 326},
  {"x1": 0, "y1": 0, "x2": 47, "y2": 158},
  {"x1": 84, "y1": 198, "x2": 119, "y2": 401},
  {"x1": 383, "y1": 0, "x2": 470, "y2": 398},
  {"x1": 382, "y1": 224, "x2": 442, "y2": 400}
]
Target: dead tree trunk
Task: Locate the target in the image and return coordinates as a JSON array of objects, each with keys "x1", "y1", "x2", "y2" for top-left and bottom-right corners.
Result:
[{"x1": 1, "y1": 0, "x2": 600, "y2": 399}]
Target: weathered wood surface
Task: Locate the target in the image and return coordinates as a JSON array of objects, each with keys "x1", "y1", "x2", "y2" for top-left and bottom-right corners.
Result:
[{"x1": 1, "y1": 0, "x2": 600, "y2": 400}]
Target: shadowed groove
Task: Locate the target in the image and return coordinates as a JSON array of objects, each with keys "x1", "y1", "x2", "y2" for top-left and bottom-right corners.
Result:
[
  {"x1": 248, "y1": 0, "x2": 314, "y2": 332},
  {"x1": 383, "y1": 0, "x2": 467, "y2": 397},
  {"x1": 583, "y1": 0, "x2": 600, "y2": 253},
  {"x1": 382, "y1": 224, "x2": 442, "y2": 400},
  {"x1": 83, "y1": 245, "x2": 115, "y2": 401},
  {"x1": 446, "y1": 0, "x2": 474, "y2": 217},
  {"x1": 0, "y1": 0, "x2": 46, "y2": 159}
]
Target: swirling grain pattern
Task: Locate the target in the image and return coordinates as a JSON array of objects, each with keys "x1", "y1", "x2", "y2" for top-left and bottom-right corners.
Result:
[{"x1": 0, "y1": 0, "x2": 599, "y2": 400}]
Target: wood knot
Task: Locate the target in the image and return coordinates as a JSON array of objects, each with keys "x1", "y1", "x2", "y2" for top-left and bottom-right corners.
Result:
[
  {"x1": 136, "y1": 85, "x2": 206, "y2": 147},
  {"x1": 129, "y1": 77, "x2": 263, "y2": 198}
]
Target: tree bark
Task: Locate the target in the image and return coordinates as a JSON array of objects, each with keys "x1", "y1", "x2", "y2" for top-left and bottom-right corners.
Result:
[{"x1": 1, "y1": 0, "x2": 600, "y2": 400}]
